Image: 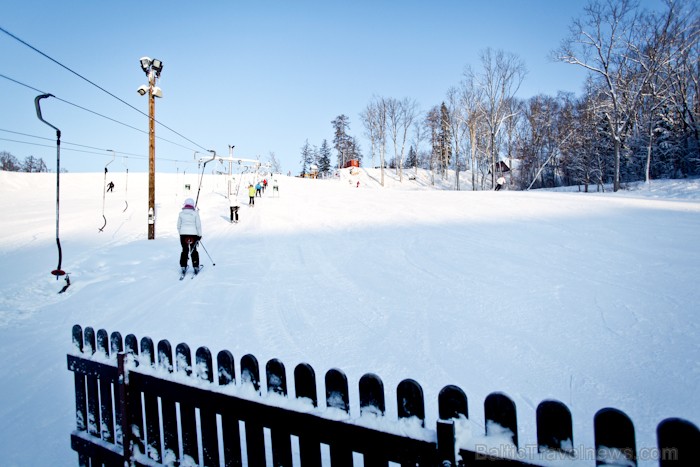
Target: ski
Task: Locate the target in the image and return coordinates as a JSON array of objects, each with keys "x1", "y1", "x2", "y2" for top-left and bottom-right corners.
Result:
[
  {"x1": 179, "y1": 266, "x2": 189, "y2": 280},
  {"x1": 191, "y1": 265, "x2": 204, "y2": 278}
]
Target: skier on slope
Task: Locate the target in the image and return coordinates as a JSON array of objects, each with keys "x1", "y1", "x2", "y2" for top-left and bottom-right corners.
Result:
[
  {"x1": 177, "y1": 198, "x2": 202, "y2": 273},
  {"x1": 248, "y1": 184, "x2": 256, "y2": 206}
]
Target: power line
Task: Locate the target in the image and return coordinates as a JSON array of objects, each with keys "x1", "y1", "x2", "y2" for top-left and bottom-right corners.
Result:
[
  {"x1": 0, "y1": 73, "x2": 199, "y2": 152},
  {"x1": 0, "y1": 25, "x2": 212, "y2": 152}
]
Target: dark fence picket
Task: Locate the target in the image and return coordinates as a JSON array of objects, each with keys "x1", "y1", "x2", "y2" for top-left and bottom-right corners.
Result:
[
  {"x1": 594, "y1": 408, "x2": 636, "y2": 466},
  {"x1": 217, "y1": 350, "x2": 243, "y2": 467},
  {"x1": 485, "y1": 392, "x2": 519, "y2": 447},
  {"x1": 83, "y1": 327, "x2": 100, "y2": 439},
  {"x1": 120, "y1": 334, "x2": 144, "y2": 459},
  {"x1": 536, "y1": 400, "x2": 573, "y2": 455},
  {"x1": 241, "y1": 354, "x2": 265, "y2": 467},
  {"x1": 109, "y1": 332, "x2": 124, "y2": 446},
  {"x1": 70, "y1": 325, "x2": 89, "y2": 467},
  {"x1": 139, "y1": 337, "x2": 161, "y2": 463},
  {"x1": 294, "y1": 363, "x2": 321, "y2": 467},
  {"x1": 124, "y1": 334, "x2": 139, "y2": 363},
  {"x1": 95, "y1": 329, "x2": 115, "y2": 444},
  {"x1": 157, "y1": 339, "x2": 179, "y2": 461},
  {"x1": 360, "y1": 373, "x2": 386, "y2": 417},
  {"x1": 438, "y1": 384, "x2": 468, "y2": 421},
  {"x1": 326, "y1": 368, "x2": 352, "y2": 467},
  {"x1": 438, "y1": 385, "x2": 467, "y2": 467},
  {"x1": 267, "y1": 359, "x2": 293, "y2": 467},
  {"x1": 197, "y1": 346, "x2": 220, "y2": 467},
  {"x1": 397, "y1": 378, "x2": 425, "y2": 426},
  {"x1": 359, "y1": 373, "x2": 387, "y2": 467},
  {"x1": 657, "y1": 417, "x2": 700, "y2": 466},
  {"x1": 397, "y1": 379, "x2": 428, "y2": 467},
  {"x1": 71, "y1": 325, "x2": 87, "y2": 432},
  {"x1": 110, "y1": 331, "x2": 123, "y2": 355},
  {"x1": 176, "y1": 343, "x2": 199, "y2": 464}
]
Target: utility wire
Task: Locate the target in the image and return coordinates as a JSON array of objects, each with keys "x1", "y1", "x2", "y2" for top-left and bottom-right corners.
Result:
[
  {"x1": 0, "y1": 73, "x2": 199, "y2": 152},
  {"x1": 0, "y1": 25, "x2": 212, "y2": 152}
]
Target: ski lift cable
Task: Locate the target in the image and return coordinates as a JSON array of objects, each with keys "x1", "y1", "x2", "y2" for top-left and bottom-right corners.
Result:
[{"x1": 33, "y1": 93, "x2": 68, "y2": 288}]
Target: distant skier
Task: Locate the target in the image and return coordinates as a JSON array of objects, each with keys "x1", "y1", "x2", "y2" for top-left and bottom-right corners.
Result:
[
  {"x1": 106, "y1": 181, "x2": 115, "y2": 192},
  {"x1": 248, "y1": 184, "x2": 256, "y2": 206},
  {"x1": 177, "y1": 198, "x2": 202, "y2": 273},
  {"x1": 255, "y1": 182, "x2": 262, "y2": 197},
  {"x1": 495, "y1": 176, "x2": 506, "y2": 191}
]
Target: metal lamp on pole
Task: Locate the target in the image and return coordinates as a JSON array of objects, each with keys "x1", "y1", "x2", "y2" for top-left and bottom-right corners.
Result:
[{"x1": 137, "y1": 56, "x2": 163, "y2": 240}]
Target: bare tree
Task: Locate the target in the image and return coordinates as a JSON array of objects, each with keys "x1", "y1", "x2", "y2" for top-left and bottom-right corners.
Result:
[
  {"x1": 445, "y1": 87, "x2": 468, "y2": 190},
  {"x1": 362, "y1": 96, "x2": 389, "y2": 186},
  {"x1": 459, "y1": 68, "x2": 485, "y2": 191},
  {"x1": 473, "y1": 48, "x2": 527, "y2": 188},
  {"x1": 386, "y1": 97, "x2": 419, "y2": 183}
]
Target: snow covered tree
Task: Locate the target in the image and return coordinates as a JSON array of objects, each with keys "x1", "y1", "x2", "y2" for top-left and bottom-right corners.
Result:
[
  {"x1": 386, "y1": 97, "x2": 419, "y2": 182},
  {"x1": 555, "y1": 0, "x2": 681, "y2": 190}
]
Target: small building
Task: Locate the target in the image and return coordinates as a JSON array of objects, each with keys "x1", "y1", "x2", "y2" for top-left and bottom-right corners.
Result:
[{"x1": 344, "y1": 159, "x2": 360, "y2": 168}]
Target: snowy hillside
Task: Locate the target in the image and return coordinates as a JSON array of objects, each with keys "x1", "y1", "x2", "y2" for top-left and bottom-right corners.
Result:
[{"x1": 1, "y1": 168, "x2": 699, "y2": 466}]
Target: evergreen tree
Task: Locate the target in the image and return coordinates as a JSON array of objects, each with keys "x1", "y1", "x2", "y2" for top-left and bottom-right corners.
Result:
[
  {"x1": 318, "y1": 139, "x2": 332, "y2": 176},
  {"x1": 332, "y1": 115, "x2": 352, "y2": 168},
  {"x1": 300, "y1": 140, "x2": 314, "y2": 176}
]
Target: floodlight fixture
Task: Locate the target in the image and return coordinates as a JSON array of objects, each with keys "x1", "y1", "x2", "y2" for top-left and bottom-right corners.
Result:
[
  {"x1": 152, "y1": 86, "x2": 163, "y2": 98},
  {"x1": 137, "y1": 85, "x2": 149, "y2": 96},
  {"x1": 151, "y1": 58, "x2": 163, "y2": 76},
  {"x1": 140, "y1": 56, "x2": 151, "y2": 73}
]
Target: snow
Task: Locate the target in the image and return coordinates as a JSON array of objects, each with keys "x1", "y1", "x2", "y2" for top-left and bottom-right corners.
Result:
[{"x1": 0, "y1": 167, "x2": 699, "y2": 466}]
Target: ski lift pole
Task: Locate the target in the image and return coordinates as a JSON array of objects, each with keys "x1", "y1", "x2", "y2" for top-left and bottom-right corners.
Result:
[
  {"x1": 34, "y1": 93, "x2": 66, "y2": 279},
  {"x1": 195, "y1": 149, "x2": 217, "y2": 208}
]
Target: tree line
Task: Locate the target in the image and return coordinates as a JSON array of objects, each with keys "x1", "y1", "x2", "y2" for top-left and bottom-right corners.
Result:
[
  {"x1": 302, "y1": 0, "x2": 699, "y2": 192},
  {"x1": 0, "y1": 151, "x2": 51, "y2": 173}
]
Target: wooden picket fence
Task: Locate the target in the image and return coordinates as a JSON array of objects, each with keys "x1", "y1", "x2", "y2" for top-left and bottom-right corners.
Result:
[{"x1": 67, "y1": 324, "x2": 699, "y2": 466}]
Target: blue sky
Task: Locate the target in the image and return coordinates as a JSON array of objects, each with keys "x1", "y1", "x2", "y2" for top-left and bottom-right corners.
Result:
[{"x1": 0, "y1": 0, "x2": 659, "y2": 174}]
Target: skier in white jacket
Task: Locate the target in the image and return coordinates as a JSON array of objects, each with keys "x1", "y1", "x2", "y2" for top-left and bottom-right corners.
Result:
[{"x1": 177, "y1": 198, "x2": 202, "y2": 272}]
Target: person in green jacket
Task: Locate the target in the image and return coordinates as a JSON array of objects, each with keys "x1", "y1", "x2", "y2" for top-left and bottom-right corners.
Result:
[{"x1": 248, "y1": 184, "x2": 256, "y2": 206}]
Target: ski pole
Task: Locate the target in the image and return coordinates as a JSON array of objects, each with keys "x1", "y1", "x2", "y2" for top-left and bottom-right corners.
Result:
[{"x1": 199, "y1": 240, "x2": 216, "y2": 266}]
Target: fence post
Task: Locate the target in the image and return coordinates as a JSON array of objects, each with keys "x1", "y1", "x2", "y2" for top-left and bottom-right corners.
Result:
[{"x1": 437, "y1": 419, "x2": 456, "y2": 466}]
